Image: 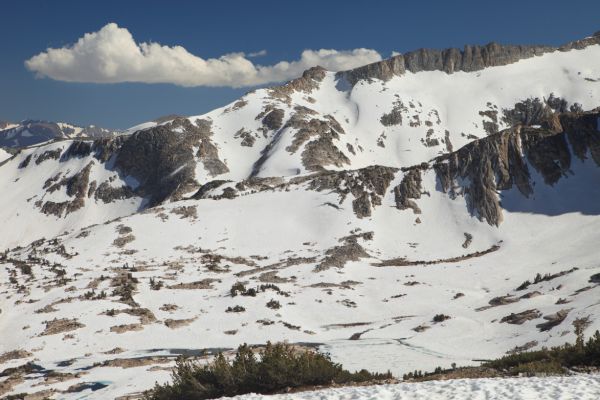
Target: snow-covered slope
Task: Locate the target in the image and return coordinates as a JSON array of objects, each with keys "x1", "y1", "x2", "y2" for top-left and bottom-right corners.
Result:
[
  {"x1": 1, "y1": 33, "x2": 600, "y2": 399},
  {"x1": 0, "y1": 120, "x2": 120, "y2": 148},
  {"x1": 0, "y1": 147, "x2": 11, "y2": 163}
]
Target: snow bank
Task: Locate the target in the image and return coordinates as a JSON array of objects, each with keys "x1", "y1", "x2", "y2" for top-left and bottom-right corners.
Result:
[{"x1": 230, "y1": 374, "x2": 600, "y2": 400}]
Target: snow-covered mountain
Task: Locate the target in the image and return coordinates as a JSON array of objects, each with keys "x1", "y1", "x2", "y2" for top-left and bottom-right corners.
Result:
[
  {"x1": 0, "y1": 119, "x2": 120, "y2": 148},
  {"x1": 1, "y1": 32, "x2": 600, "y2": 399}
]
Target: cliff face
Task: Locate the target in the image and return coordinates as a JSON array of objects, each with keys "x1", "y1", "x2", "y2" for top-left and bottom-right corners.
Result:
[
  {"x1": 338, "y1": 33, "x2": 600, "y2": 85},
  {"x1": 65, "y1": 117, "x2": 229, "y2": 207},
  {"x1": 431, "y1": 110, "x2": 600, "y2": 225}
]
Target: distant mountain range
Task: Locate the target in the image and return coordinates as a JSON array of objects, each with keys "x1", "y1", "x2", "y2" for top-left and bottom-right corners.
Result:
[{"x1": 0, "y1": 119, "x2": 121, "y2": 148}]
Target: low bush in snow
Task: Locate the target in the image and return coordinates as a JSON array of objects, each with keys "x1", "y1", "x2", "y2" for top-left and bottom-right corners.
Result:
[
  {"x1": 485, "y1": 328, "x2": 600, "y2": 375},
  {"x1": 144, "y1": 342, "x2": 392, "y2": 399}
]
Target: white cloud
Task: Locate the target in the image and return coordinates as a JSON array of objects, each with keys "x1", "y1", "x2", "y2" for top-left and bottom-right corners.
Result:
[{"x1": 25, "y1": 23, "x2": 382, "y2": 88}]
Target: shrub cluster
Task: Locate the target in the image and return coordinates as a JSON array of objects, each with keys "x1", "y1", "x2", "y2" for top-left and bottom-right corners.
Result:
[
  {"x1": 145, "y1": 342, "x2": 391, "y2": 400},
  {"x1": 484, "y1": 329, "x2": 600, "y2": 375},
  {"x1": 432, "y1": 314, "x2": 450, "y2": 323},
  {"x1": 266, "y1": 299, "x2": 281, "y2": 310},
  {"x1": 225, "y1": 305, "x2": 246, "y2": 313},
  {"x1": 230, "y1": 282, "x2": 290, "y2": 297}
]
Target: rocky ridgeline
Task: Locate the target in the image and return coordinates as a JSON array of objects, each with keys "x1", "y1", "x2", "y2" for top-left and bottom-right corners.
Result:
[
  {"x1": 26, "y1": 117, "x2": 230, "y2": 217},
  {"x1": 267, "y1": 66, "x2": 327, "y2": 104},
  {"x1": 24, "y1": 107, "x2": 600, "y2": 224},
  {"x1": 428, "y1": 110, "x2": 600, "y2": 225},
  {"x1": 193, "y1": 165, "x2": 398, "y2": 219},
  {"x1": 283, "y1": 107, "x2": 349, "y2": 171},
  {"x1": 337, "y1": 32, "x2": 600, "y2": 85}
]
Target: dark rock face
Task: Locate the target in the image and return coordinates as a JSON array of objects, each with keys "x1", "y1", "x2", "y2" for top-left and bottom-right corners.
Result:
[
  {"x1": 18, "y1": 154, "x2": 32, "y2": 169},
  {"x1": 234, "y1": 129, "x2": 256, "y2": 147},
  {"x1": 26, "y1": 116, "x2": 232, "y2": 213},
  {"x1": 94, "y1": 182, "x2": 135, "y2": 204},
  {"x1": 337, "y1": 35, "x2": 600, "y2": 85},
  {"x1": 37, "y1": 117, "x2": 228, "y2": 211},
  {"x1": 380, "y1": 100, "x2": 406, "y2": 126},
  {"x1": 434, "y1": 129, "x2": 532, "y2": 225},
  {"x1": 286, "y1": 113, "x2": 344, "y2": 153},
  {"x1": 253, "y1": 107, "x2": 349, "y2": 175},
  {"x1": 63, "y1": 141, "x2": 92, "y2": 160},
  {"x1": 394, "y1": 166, "x2": 425, "y2": 214},
  {"x1": 40, "y1": 162, "x2": 94, "y2": 217},
  {"x1": 112, "y1": 118, "x2": 227, "y2": 206},
  {"x1": 302, "y1": 136, "x2": 350, "y2": 171},
  {"x1": 501, "y1": 94, "x2": 575, "y2": 129},
  {"x1": 430, "y1": 110, "x2": 600, "y2": 225},
  {"x1": 283, "y1": 111, "x2": 349, "y2": 172},
  {"x1": 261, "y1": 109, "x2": 285, "y2": 131},
  {"x1": 91, "y1": 136, "x2": 126, "y2": 162},
  {"x1": 268, "y1": 66, "x2": 327, "y2": 103},
  {"x1": 114, "y1": 125, "x2": 197, "y2": 206},
  {"x1": 35, "y1": 149, "x2": 62, "y2": 165},
  {"x1": 479, "y1": 109, "x2": 500, "y2": 135}
]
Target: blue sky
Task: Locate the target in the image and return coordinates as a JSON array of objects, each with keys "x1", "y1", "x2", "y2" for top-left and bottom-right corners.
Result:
[{"x1": 1, "y1": 0, "x2": 599, "y2": 129}]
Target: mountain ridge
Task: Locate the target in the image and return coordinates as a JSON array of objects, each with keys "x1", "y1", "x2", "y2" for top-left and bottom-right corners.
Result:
[
  {"x1": 337, "y1": 30, "x2": 600, "y2": 85},
  {"x1": 0, "y1": 119, "x2": 121, "y2": 148}
]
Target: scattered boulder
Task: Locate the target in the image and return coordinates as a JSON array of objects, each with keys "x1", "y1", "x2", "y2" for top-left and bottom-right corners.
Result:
[
  {"x1": 500, "y1": 309, "x2": 542, "y2": 325},
  {"x1": 536, "y1": 309, "x2": 571, "y2": 331}
]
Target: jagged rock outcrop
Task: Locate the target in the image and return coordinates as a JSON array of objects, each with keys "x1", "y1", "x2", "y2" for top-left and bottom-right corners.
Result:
[
  {"x1": 261, "y1": 109, "x2": 285, "y2": 131},
  {"x1": 63, "y1": 141, "x2": 93, "y2": 159},
  {"x1": 111, "y1": 118, "x2": 228, "y2": 205},
  {"x1": 433, "y1": 128, "x2": 532, "y2": 225},
  {"x1": 234, "y1": 129, "x2": 257, "y2": 147},
  {"x1": 36, "y1": 117, "x2": 229, "y2": 210},
  {"x1": 40, "y1": 162, "x2": 94, "y2": 217},
  {"x1": 293, "y1": 165, "x2": 398, "y2": 218},
  {"x1": 283, "y1": 111, "x2": 349, "y2": 171},
  {"x1": 94, "y1": 182, "x2": 135, "y2": 204},
  {"x1": 314, "y1": 233, "x2": 371, "y2": 272},
  {"x1": 430, "y1": 110, "x2": 600, "y2": 225},
  {"x1": 380, "y1": 100, "x2": 406, "y2": 126},
  {"x1": 253, "y1": 107, "x2": 349, "y2": 175},
  {"x1": 35, "y1": 149, "x2": 62, "y2": 165},
  {"x1": 501, "y1": 94, "x2": 581, "y2": 129},
  {"x1": 394, "y1": 165, "x2": 426, "y2": 214},
  {"x1": 113, "y1": 124, "x2": 198, "y2": 205},
  {"x1": 338, "y1": 33, "x2": 600, "y2": 85},
  {"x1": 268, "y1": 66, "x2": 327, "y2": 103}
]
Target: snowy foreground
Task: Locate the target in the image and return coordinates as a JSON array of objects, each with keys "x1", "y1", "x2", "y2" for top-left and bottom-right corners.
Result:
[{"x1": 229, "y1": 375, "x2": 600, "y2": 400}]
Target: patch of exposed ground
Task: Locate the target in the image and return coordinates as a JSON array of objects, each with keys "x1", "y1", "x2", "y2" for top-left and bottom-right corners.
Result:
[
  {"x1": 40, "y1": 318, "x2": 84, "y2": 336},
  {"x1": 373, "y1": 243, "x2": 501, "y2": 267}
]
